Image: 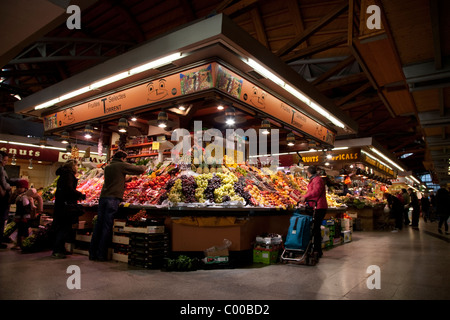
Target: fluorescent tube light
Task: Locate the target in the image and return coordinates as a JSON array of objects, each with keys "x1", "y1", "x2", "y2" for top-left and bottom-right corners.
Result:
[
  {"x1": 129, "y1": 52, "x2": 181, "y2": 75},
  {"x1": 35, "y1": 98, "x2": 60, "y2": 110},
  {"x1": 284, "y1": 84, "x2": 311, "y2": 105},
  {"x1": 90, "y1": 72, "x2": 130, "y2": 89},
  {"x1": 370, "y1": 147, "x2": 405, "y2": 172},
  {"x1": 60, "y1": 86, "x2": 91, "y2": 101},
  {"x1": 246, "y1": 58, "x2": 285, "y2": 86},
  {"x1": 409, "y1": 175, "x2": 421, "y2": 184},
  {"x1": 34, "y1": 52, "x2": 182, "y2": 110},
  {"x1": 361, "y1": 150, "x2": 392, "y2": 170}
]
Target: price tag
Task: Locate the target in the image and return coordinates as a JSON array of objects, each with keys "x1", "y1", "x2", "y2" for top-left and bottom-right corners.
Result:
[{"x1": 152, "y1": 142, "x2": 160, "y2": 150}]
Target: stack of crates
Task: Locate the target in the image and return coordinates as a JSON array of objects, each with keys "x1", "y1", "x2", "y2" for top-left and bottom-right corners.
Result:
[
  {"x1": 253, "y1": 234, "x2": 283, "y2": 265},
  {"x1": 128, "y1": 233, "x2": 169, "y2": 269}
]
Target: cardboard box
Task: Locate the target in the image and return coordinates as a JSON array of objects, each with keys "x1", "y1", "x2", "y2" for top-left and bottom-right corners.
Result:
[
  {"x1": 253, "y1": 249, "x2": 278, "y2": 264},
  {"x1": 321, "y1": 225, "x2": 330, "y2": 242},
  {"x1": 204, "y1": 256, "x2": 229, "y2": 264},
  {"x1": 343, "y1": 230, "x2": 352, "y2": 243},
  {"x1": 341, "y1": 218, "x2": 351, "y2": 231}
]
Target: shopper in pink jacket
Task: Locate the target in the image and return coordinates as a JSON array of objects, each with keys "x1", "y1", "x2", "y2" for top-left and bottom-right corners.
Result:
[{"x1": 300, "y1": 166, "x2": 328, "y2": 258}]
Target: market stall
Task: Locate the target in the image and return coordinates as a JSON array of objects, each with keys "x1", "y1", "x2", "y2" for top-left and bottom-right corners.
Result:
[{"x1": 16, "y1": 14, "x2": 360, "y2": 262}]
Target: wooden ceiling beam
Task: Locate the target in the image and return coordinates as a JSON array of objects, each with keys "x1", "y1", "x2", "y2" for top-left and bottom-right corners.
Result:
[
  {"x1": 250, "y1": 7, "x2": 269, "y2": 49},
  {"x1": 316, "y1": 72, "x2": 367, "y2": 91},
  {"x1": 222, "y1": 0, "x2": 259, "y2": 16},
  {"x1": 311, "y1": 55, "x2": 355, "y2": 86},
  {"x1": 281, "y1": 35, "x2": 347, "y2": 63},
  {"x1": 340, "y1": 96, "x2": 381, "y2": 110},
  {"x1": 335, "y1": 81, "x2": 372, "y2": 106},
  {"x1": 276, "y1": 1, "x2": 348, "y2": 57},
  {"x1": 287, "y1": 0, "x2": 308, "y2": 50}
]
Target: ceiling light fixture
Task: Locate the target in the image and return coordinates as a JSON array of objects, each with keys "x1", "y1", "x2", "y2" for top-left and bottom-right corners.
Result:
[
  {"x1": 157, "y1": 111, "x2": 168, "y2": 128},
  {"x1": 217, "y1": 104, "x2": 224, "y2": 110},
  {"x1": 130, "y1": 115, "x2": 138, "y2": 122},
  {"x1": 84, "y1": 124, "x2": 94, "y2": 139},
  {"x1": 28, "y1": 159, "x2": 33, "y2": 170},
  {"x1": 61, "y1": 131, "x2": 70, "y2": 144},
  {"x1": 308, "y1": 140, "x2": 317, "y2": 151},
  {"x1": 34, "y1": 52, "x2": 182, "y2": 110},
  {"x1": 118, "y1": 118, "x2": 128, "y2": 133},
  {"x1": 287, "y1": 132, "x2": 295, "y2": 147},
  {"x1": 225, "y1": 107, "x2": 236, "y2": 125},
  {"x1": 11, "y1": 155, "x2": 16, "y2": 165},
  {"x1": 39, "y1": 137, "x2": 48, "y2": 148},
  {"x1": 261, "y1": 119, "x2": 271, "y2": 135},
  {"x1": 370, "y1": 147, "x2": 405, "y2": 172},
  {"x1": 243, "y1": 57, "x2": 345, "y2": 129}
]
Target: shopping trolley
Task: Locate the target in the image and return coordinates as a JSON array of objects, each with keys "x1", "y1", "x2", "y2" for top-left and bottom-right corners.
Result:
[{"x1": 281, "y1": 200, "x2": 319, "y2": 266}]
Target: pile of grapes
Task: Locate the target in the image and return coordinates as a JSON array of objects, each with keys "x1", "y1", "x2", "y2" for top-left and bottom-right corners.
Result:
[
  {"x1": 180, "y1": 175, "x2": 197, "y2": 203},
  {"x1": 234, "y1": 179, "x2": 252, "y2": 205},
  {"x1": 204, "y1": 174, "x2": 222, "y2": 202},
  {"x1": 168, "y1": 179, "x2": 182, "y2": 204}
]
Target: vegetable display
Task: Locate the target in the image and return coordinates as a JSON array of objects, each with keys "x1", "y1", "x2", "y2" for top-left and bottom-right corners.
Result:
[{"x1": 42, "y1": 159, "x2": 356, "y2": 209}]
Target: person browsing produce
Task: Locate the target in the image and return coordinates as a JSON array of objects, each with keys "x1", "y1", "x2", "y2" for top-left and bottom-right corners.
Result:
[
  {"x1": 89, "y1": 150, "x2": 146, "y2": 261},
  {"x1": 299, "y1": 166, "x2": 328, "y2": 259},
  {"x1": 52, "y1": 159, "x2": 86, "y2": 259}
]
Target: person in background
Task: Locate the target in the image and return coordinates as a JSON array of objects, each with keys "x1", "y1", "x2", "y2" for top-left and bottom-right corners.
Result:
[
  {"x1": 429, "y1": 190, "x2": 437, "y2": 222},
  {"x1": 384, "y1": 193, "x2": 403, "y2": 232},
  {"x1": 408, "y1": 188, "x2": 420, "y2": 229},
  {"x1": 52, "y1": 159, "x2": 86, "y2": 259},
  {"x1": 299, "y1": 165, "x2": 328, "y2": 259},
  {"x1": 436, "y1": 186, "x2": 450, "y2": 235},
  {"x1": 401, "y1": 188, "x2": 411, "y2": 226},
  {"x1": 421, "y1": 192, "x2": 431, "y2": 223},
  {"x1": 11, "y1": 179, "x2": 43, "y2": 250},
  {"x1": 89, "y1": 151, "x2": 146, "y2": 261},
  {"x1": 0, "y1": 151, "x2": 19, "y2": 249}
]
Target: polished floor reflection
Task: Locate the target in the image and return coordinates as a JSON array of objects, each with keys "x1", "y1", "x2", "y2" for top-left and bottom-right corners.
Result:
[{"x1": 0, "y1": 219, "x2": 449, "y2": 300}]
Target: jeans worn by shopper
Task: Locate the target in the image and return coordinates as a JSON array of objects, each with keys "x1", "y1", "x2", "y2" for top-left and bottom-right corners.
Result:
[
  {"x1": 89, "y1": 197, "x2": 120, "y2": 260},
  {"x1": 313, "y1": 209, "x2": 327, "y2": 256}
]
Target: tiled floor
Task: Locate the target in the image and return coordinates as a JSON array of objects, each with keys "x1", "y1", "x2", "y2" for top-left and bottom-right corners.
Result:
[{"x1": 0, "y1": 218, "x2": 449, "y2": 301}]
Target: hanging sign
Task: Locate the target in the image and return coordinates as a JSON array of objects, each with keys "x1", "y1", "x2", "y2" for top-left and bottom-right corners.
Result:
[
  {"x1": 300, "y1": 148, "x2": 360, "y2": 165},
  {"x1": 361, "y1": 153, "x2": 396, "y2": 177},
  {"x1": 0, "y1": 143, "x2": 59, "y2": 162},
  {"x1": 43, "y1": 62, "x2": 336, "y2": 145}
]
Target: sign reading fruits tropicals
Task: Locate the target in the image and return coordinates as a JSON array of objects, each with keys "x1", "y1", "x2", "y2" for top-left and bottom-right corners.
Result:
[{"x1": 43, "y1": 62, "x2": 335, "y2": 145}]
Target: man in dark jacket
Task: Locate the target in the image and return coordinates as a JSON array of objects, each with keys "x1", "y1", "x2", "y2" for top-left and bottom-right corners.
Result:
[
  {"x1": 408, "y1": 188, "x2": 420, "y2": 229},
  {"x1": 52, "y1": 159, "x2": 86, "y2": 258},
  {"x1": 436, "y1": 186, "x2": 450, "y2": 234},
  {"x1": 384, "y1": 193, "x2": 403, "y2": 231},
  {"x1": 89, "y1": 150, "x2": 146, "y2": 261}
]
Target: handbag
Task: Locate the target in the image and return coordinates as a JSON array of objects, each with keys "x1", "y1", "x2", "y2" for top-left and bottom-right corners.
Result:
[{"x1": 65, "y1": 202, "x2": 85, "y2": 223}]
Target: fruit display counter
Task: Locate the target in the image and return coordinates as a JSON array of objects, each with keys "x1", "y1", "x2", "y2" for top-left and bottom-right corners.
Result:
[{"x1": 40, "y1": 161, "x2": 349, "y2": 253}]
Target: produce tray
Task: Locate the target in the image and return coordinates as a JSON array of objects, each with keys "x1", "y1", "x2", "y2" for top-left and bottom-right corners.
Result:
[
  {"x1": 112, "y1": 235, "x2": 130, "y2": 245},
  {"x1": 128, "y1": 248, "x2": 168, "y2": 257},
  {"x1": 112, "y1": 253, "x2": 128, "y2": 263},
  {"x1": 122, "y1": 225, "x2": 165, "y2": 234},
  {"x1": 129, "y1": 239, "x2": 169, "y2": 249},
  {"x1": 129, "y1": 233, "x2": 169, "y2": 242}
]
